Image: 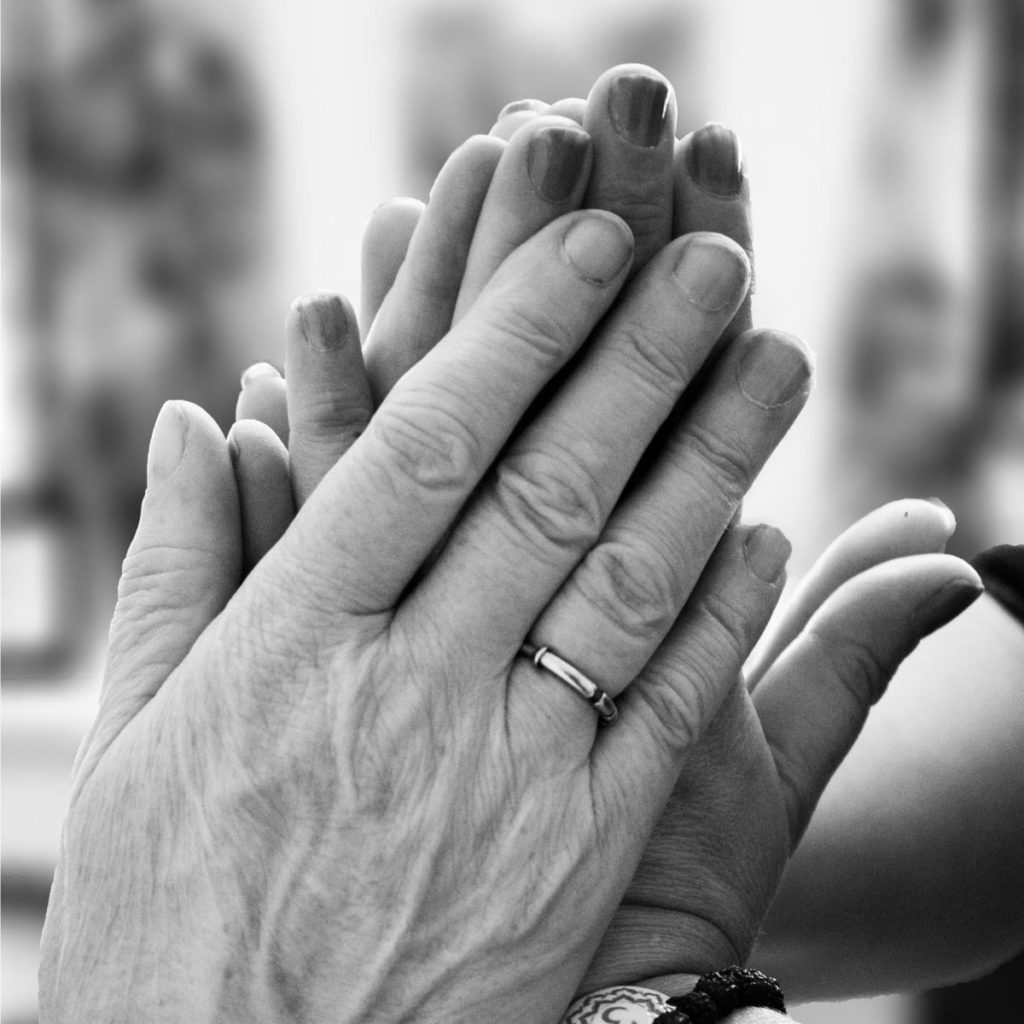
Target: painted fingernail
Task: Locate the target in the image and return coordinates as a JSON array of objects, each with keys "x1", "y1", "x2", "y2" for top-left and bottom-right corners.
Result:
[
  {"x1": 915, "y1": 575, "x2": 984, "y2": 636},
  {"x1": 687, "y1": 124, "x2": 744, "y2": 197},
  {"x1": 673, "y1": 234, "x2": 749, "y2": 311},
  {"x1": 147, "y1": 401, "x2": 187, "y2": 483},
  {"x1": 736, "y1": 330, "x2": 813, "y2": 408},
  {"x1": 499, "y1": 98, "x2": 545, "y2": 118},
  {"x1": 562, "y1": 212, "x2": 633, "y2": 284},
  {"x1": 241, "y1": 362, "x2": 280, "y2": 388},
  {"x1": 745, "y1": 524, "x2": 792, "y2": 585},
  {"x1": 295, "y1": 293, "x2": 352, "y2": 352},
  {"x1": 527, "y1": 126, "x2": 591, "y2": 203},
  {"x1": 608, "y1": 73, "x2": 671, "y2": 147}
]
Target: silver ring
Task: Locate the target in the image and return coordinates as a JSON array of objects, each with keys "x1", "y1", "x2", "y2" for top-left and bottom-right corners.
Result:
[{"x1": 520, "y1": 643, "x2": 618, "y2": 726}]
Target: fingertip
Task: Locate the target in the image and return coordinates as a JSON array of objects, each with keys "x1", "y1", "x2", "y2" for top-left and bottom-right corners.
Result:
[
  {"x1": 546, "y1": 97, "x2": 586, "y2": 124},
  {"x1": 913, "y1": 560, "x2": 984, "y2": 637},
  {"x1": 671, "y1": 232, "x2": 751, "y2": 313},
  {"x1": 561, "y1": 210, "x2": 634, "y2": 284},
  {"x1": 429, "y1": 134, "x2": 505, "y2": 199},
  {"x1": 288, "y1": 292, "x2": 358, "y2": 353},
  {"x1": 147, "y1": 400, "x2": 188, "y2": 484},
  {"x1": 743, "y1": 524, "x2": 792, "y2": 588},
  {"x1": 241, "y1": 361, "x2": 281, "y2": 388},
  {"x1": 925, "y1": 496, "x2": 958, "y2": 535},
  {"x1": 236, "y1": 365, "x2": 289, "y2": 445},
  {"x1": 684, "y1": 123, "x2": 745, "y2": 198},
  {"x1": 587, "y1": 63, "x2": 676, "y2": 148},
  {"x1": 497, "y1": 98, "x2": 547, "y2": 118}
]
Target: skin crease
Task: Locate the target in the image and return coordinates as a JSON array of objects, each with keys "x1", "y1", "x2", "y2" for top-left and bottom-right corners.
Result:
[{"x1": 44, "y1": 66, "x2": 995, "y2": 1024}]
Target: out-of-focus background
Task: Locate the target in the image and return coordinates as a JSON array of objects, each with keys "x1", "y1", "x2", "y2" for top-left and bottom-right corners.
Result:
[{"x1": 2, "y1": 0, "x2": 1021, "y2": 1020}]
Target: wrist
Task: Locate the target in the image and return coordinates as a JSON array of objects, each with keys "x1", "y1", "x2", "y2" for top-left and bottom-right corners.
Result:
[{"x1": 564, "y1": 969, "x2": 790, "y2": 1024}]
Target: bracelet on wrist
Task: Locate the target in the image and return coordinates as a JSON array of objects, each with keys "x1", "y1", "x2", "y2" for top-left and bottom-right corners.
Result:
[{"x1": 563, "y1": 968, "x2": 786, "y2": 1024}]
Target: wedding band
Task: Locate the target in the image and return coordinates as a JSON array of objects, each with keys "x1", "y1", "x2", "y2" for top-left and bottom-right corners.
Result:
[{"x1": 519, "y1": 643, "x2": 618, "y2": 725}]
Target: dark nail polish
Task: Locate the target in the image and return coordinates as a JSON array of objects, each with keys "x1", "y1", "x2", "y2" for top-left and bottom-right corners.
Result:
[
  {"x1": 296, "y1": 294, "x2": 351, "y2": 353},
  {"x1": 527, "y1": 127, "x2": 591, "y2": 203},
  {"x1": 608, "y1": 74, "x2": 670, "y2": 148},
  {"x1": 687, "y1": 124, "x2": 744, "y2": 197},
  {"x1": 745, "y1": 524, "x2": 792, "y2": 585},
  {"x1": 736, "y1": 331, "x2": 812, "y2": 409},
  {"x1": 915, "y1": 578, "x2": 984, "y2": 636}
]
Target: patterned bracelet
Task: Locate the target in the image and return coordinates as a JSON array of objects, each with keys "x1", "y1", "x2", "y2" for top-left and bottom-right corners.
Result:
[{"x1": 563, "y1": 968, "x2": 786, "y2": 1024}]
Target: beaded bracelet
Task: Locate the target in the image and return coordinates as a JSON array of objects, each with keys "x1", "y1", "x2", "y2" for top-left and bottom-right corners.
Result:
[
  {"x1": 562, "y1": 968, "x2": 786, "y2": 1024},
  {"x1": 653, "y1": 967, "x2": 786, "y2": 1023}
]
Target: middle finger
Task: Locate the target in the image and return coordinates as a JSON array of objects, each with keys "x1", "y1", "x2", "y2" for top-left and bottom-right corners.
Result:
[{"x1": 407, "y1": 231, "x2": 749, "y2": 655}]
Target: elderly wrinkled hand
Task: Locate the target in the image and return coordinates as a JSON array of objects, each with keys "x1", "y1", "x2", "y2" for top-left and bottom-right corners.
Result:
[{"x1": 41, "y1": 185, "x2": 805, "y2": 1022}]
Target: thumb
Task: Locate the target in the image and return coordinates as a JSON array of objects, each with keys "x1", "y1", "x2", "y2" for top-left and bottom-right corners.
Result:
[
  {"x1": 747, "y1": 498, "x2": 957, "y2": 688},
  {"x1": 753, "y1": 553, "x2": 983, "y2": 845},
  {"x1": 73, "y1": 401, "x2": 242, "y2": 784}
]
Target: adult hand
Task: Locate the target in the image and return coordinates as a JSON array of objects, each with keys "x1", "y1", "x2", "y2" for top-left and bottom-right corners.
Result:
[{"x1": 43, "y1": 205, "x2": 807, "y2": 1022}]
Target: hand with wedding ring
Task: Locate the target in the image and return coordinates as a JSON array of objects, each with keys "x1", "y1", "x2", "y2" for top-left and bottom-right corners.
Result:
[
  {"x1": 41, "y1": 121, "x2": 806, "y2": 1020},
  {"x1": 39, "y1": 65, "x2": 983, "y2": 1023},
  {"x1": 231, "y1": 65, "x2": 983, "y2": 996}
]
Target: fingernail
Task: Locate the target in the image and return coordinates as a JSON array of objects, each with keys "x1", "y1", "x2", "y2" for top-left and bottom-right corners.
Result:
[
  {"x1": 562, "y1": 212, "x2": 633, "y2": 284},
  {"x1": 745, "y1": 524, "x2": 792, "y2": 585},
  {"x1": 927, "y1": 496, "x2": 957, "y2": 533},
  {"x1": 295, "y1": 293, "x2": 351, "y2": 352},
  {"x1": 499, "y1": 98, "x2": 544, "y2": 118},
  {"x1": 608, "y1": 73, "x2": 671, "y2": 147},
  {"x1": 736, "y1": 331, "x2": 813, "y2": 408},
  {"x1": 687, "y1": 124, "x2": 744, "y2": 197},
  {"x1": 527, "y1": 126, "x2": 591, "y2": 203},
  {"x1": 915, "y1": 576, "x2": 984, "y2": 636},
  {"x1": 673, "y1": 235, "x2": 749, "y2": 311},
  {"x1": 241, "y1": 362, "x2": 280, "y2": 388},
  {"x1": 148, "y1": 401, "x2": 187, "y2": 483}
]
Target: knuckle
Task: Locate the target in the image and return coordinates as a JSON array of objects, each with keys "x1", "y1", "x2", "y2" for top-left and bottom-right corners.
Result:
[
  {"x1": 639, "y1": 586, "x2": 753, "y2": 752},
  {"x1": 483, "y1": 298, "x2": 577, "y2": 370},
  {"x1": 576, "y1": 541, "x2": 680, "y2": 639},
  {"x1": 290, "y1": 390, "x2": 372, "y2": 438},
  {"x1": 634, "y1": 656, "x2": 704, "y2": 752},
  {"x1": 682, "y1": 422, "x2": 753, "y2": 508},
  {"x1": 117, "y1": 544, "x2": 216, "y2": 608},
  {"x1": 608, "y1": 317, "x2": 693, "y2": 400},
  {"x1": 807, "y1": 628, "x2": 891, "y2": 714},
  {"x1": 494, "y1": 442, "x2": 604, "y2": 558},
  {"x1": 610, "y1": 192, "x2": 669, "y2": 246},
  {"x1": 370, "y1": 387, "x2": 481, "y2": 498}
]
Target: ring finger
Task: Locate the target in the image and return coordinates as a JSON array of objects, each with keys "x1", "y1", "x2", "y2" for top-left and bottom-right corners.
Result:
[{"x1": 528, "y1": 325, "x2": 811, "y2": 701}]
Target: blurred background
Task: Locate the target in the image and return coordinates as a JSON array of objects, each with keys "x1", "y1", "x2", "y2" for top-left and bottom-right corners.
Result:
[{"x1": 1, "y1": 0, "x2": 1021, "y2": 1020}]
